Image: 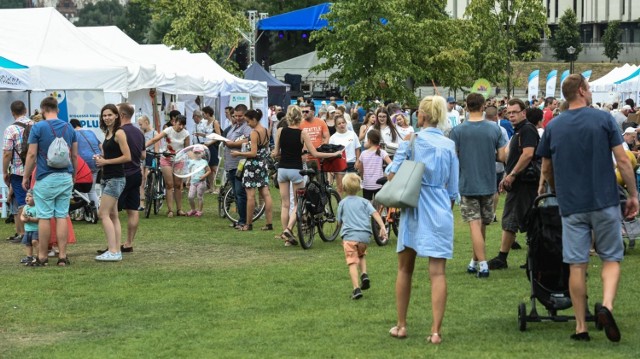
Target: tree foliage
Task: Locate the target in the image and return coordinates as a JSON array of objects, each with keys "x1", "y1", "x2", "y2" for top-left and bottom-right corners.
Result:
[
  {"x1": 549, "y1": 8, "x2": 582, "y2": 61},
  {"x1": 602, "y1": 21, "x2": 623, "y2": 62},
  {"x1": 75, "y1": 0, "x2": 151, "y2": 44},
  {"x1": 75, "y1": 0, "x2": 125, "y2": 27},
  {"x1": 0, "y1": 0, "x2": 23, "y2": 8}
]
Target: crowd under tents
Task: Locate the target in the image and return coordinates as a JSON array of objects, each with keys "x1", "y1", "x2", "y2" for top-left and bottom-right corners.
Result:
[{"x1": 589, "y1": 64, "x2": 640, "y2": 105}]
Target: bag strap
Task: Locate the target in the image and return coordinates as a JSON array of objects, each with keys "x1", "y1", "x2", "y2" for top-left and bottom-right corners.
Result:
[
  {"x1": 78, "y1": 130, "x2": 99, "y2": 155},
  {"x1": 10, "y1": 121, "x2": 27, "y2": 158}
]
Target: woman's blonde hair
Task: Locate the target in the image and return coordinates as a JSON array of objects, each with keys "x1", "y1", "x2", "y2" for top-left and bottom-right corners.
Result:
[
  {"x1": 342, "y1": 173, "x2": 362, "y2": 196},
  {"x1": 418, "y1": 96, "x2": 447, "y2": 127},
  {"x1": 137, "y1": 115, "x2": 150, "y2": 125},
  {"x1": 286, "y1": 105, "x2": 302, "y2": 126}
]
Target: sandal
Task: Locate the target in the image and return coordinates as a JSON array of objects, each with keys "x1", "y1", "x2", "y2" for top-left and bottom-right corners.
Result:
[
  {"x1": 284, "y1": 238, "x2": 298, "y2": 246},
  {"x1": 57, "y1": 257, "x2": 70, "y2": 267},
  {"x1": 167, "y1": 211, "x2": 174, "y2": 218},
  {"x1": 261, "y1": 224, "x2": 273, "y2": 231},
  {"x1": 27, "y1": 257, "x2": 48, "y2": 267},
  {"x1": 239, "y1": 224, "x2": 253, "y2": 231},
  {"x1": 426, "y1": 333, "x2": 442, "y2": 344},
  {"x1": 177, "y1": 210, "x2": 187, "y2": 216},
  {"x1": 282, "y1": 228, "x2": 296, "y2": 240},
  {"x1": 389, "y1": 326, "x2": 407, "y2": 339}
]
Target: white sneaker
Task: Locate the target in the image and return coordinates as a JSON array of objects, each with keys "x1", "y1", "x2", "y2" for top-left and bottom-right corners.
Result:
[
  {"x1": 95, "y1": 251, "x2": 122, "y2": 262},
  {"x1": 48, "y1": 250, "x2": 56, "y2": 257}
]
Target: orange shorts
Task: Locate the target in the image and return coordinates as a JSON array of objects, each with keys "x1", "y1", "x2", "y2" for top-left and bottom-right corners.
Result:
[{"x1": 343, "y1": 240, "x2": 367, "y2": 265}]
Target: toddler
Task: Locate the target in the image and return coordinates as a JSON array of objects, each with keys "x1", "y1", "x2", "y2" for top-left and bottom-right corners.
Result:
[
  {"x1": 337, "y1": 173, "x2": 387, "y2": 300},
  {"x1": 20, "y1": 190, "x2": 39, "y2": 265},
  {"x1": 187, "y1": 145, "x2": 211, "y2": 217},
  {"x1": 356, "y1": 129, "x2": 392, "y2": 201}
]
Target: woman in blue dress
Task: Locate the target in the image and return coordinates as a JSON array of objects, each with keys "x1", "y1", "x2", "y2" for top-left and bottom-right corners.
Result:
[{"x1": 387, "y1": 96, "x2": 459, "y2": 344}]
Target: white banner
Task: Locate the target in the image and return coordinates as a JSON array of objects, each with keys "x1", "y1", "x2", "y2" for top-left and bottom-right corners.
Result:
[
  {"x1": 545, "y1": 70, "x2": 557, "y2": 98},
  {"x1": 528, "y1": 70, "x2": 539, "y2": 103}
]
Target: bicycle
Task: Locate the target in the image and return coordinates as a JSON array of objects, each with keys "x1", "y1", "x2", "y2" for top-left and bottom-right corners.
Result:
[
  {"x1": 370, "y1": 177, "x2": 400, "y2": 246},
  {"x1": 219, "y1": 173, "x2": 266, "y2": 224},
  {"x1": 143, "y1": 151, "x2": 170, "y2": 218},
  {"x1": 296, "y1": 157, "x2": 342, "y2": 250}
]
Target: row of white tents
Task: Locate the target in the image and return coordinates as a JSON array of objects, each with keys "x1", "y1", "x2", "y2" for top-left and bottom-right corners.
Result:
[
  {"x1": 0, "y1": 7, "x2": 268, "y2": 136},
  {"x1": 590, "y1": 63, "x2": 640, "y2": 105}
]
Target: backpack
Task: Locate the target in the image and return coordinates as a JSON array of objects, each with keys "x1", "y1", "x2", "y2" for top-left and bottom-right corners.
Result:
[
  {"x1": 305, "y1": 180, "x2": 328, "y2": 215},
  {"x1": 11, "y1": 121, "x2": 31, "y2": 165},
  {"x1": 45, "y1": 121, "x2": 71, "y2": 169}
]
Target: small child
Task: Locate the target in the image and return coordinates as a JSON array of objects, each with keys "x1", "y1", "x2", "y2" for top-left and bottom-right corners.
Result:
[
  {"x1": 356, "y1": 130, "x2": 392, "y2": 201},
  {"x1": 19, "y1": 190, "x2": 39, "y2": 265},
  {"x1": 187, "y1": 145, "x2": 211, "y2": 217},
  {"x1": 337, "y1": 173, "x2": 387, "y2": 300}
]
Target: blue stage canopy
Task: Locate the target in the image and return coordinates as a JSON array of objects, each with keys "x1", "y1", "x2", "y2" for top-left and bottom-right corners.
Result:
[{"x1": 257, "y1": 3, "x2": 331, "y2": 31}]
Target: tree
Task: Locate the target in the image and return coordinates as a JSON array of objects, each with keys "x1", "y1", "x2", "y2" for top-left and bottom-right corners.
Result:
[
  {"x1": 549, "y1": 8, "x2": 582, "y2": 61},
  {"x1": 75, "y1": 0, "x2": 125, "y2": 27},
  {"x1": 0, "y1": 0, "x2": 24, "y2": 9},
  {"x1": 602, "y1": 21, "x2": 623, "y2": 62},
  {"x1": 143, "y1": 0, "x2": 248, "y2": 74},
  {"x1": 117, "y1": 0, "x2": 152, "y2": 44}
]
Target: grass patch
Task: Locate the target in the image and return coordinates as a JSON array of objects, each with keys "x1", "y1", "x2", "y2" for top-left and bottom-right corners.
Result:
[{"x1": 1, "y1": 191, "x2": 639, "y2": 358}]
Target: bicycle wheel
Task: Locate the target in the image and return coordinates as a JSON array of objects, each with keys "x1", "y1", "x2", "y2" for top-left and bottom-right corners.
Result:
[
  {"x1": 153, "y1": 173, "x2": 164, "y2": 214},
  {"x1": 390, "y1": 210, "x2": 400, "y2": 237},
  {"x1": 372, "y1": 205, "x2": 390, "y2": 246},
  {"x1": 218, "y1": 182, "x2": 229, "y2": 218},
  {"x1": 297, "y1": 198, "x2": 315, "y2": 249},
  {"x1": 144, "y1": 172, "x2": 154, "y2": 218},
  {"x1": 318, "y1": 189, "x2": 341, "y2": 242},
  {"x1": 223, "y1": 186, "x2": 240, "y2": 223},
  {"x1": 252, "y1": 191, "x2": 266, "y2": 221}
]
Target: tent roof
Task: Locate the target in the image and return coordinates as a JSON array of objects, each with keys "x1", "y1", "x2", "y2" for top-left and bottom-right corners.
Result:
[
  {"x1": 269, "y1": 51, "x2": 337, "y2": 82},
  {"x1": 0, "y1": 56, "x2": 27, "y2": 69},
  {"x1": 244, "y1": 62, "x2": 290, "y2": 90},
  {"x1": 258, "y1": 3, "x2": 331, "y2": 31}
]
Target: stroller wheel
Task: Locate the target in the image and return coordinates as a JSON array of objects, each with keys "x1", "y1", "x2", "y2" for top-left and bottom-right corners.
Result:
[{"x1": 518, "y1": 303, "x2": 527, "y2": 332}]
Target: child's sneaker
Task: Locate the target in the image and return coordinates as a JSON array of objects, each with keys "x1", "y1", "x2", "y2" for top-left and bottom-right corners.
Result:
[
  {"x1": 467, "y1": 265, "x2": 478, "y2": 274},
  {"x1": 186, "y1": 210, "x2": 197, "y2": 217},
  {"x1": 360, "y1": 273, "x2": 370, "y2": 290},
  {"x1": 351, "y1": 288, "x2": 363, "y2": 300},
  {"x1": 194, "y1": 211, "x2": 202, "y2": 217},
  {"x1": 477, "y1": 269, "x2": 490, "y2": 278},
  {"x1": 95, "y1": 251, "x2": 122, "y2": 262},
  {"x1": 20, "y1": 256, "x2": 34, "y2": 264}
]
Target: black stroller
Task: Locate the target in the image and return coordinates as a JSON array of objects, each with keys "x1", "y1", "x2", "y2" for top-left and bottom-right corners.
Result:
[{"x1": 517, "y1": 194, "x2": 597, "y2": 331}]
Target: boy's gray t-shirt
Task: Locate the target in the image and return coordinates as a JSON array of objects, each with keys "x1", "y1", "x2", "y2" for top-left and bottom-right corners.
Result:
[
  {"x1": 337, "y1": 195, "x2": 376, "y2": 243},
  {"x1": 450, "y1": 120, "x2": 507, "y2": 196}
]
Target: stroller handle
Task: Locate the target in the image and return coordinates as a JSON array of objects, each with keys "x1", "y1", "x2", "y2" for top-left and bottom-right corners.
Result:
[{"x1": 534, "y1": 193, "x2": 557, "y2": 208}]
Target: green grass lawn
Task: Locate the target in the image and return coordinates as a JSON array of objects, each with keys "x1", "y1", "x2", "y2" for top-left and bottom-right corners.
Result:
[{"x1": 1, "y1": 191, "x2": 639, "y2": 358}]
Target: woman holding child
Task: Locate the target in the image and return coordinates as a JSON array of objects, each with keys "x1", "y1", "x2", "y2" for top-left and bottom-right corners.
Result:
[{"x1": 387, "y1": 96, "x2": 459, "y2": 344}]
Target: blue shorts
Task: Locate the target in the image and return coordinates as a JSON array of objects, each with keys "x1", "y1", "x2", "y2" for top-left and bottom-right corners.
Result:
[
  {"x1": 102, "y1": 177, "x2": 126, "y2": 199},
  {"x1": 21, "y1": 231, "x2": 39, "y2": 246},
  {"x1": 10, "y1": 174, "x2": 26, "y2": 207},
  {"x1": 33, "y1": 173, "x2": 73, "y2": 219},
  {"x1": 277, "y1": 168, "x2": 304, "y2": 184},
  {"x1": 562, "y1": 205, "x2": 623, "y2": 263}
]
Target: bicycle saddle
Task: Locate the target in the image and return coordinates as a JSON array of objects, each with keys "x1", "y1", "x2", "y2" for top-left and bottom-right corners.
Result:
[{"x1": 299, "y1": 169, "x2": 316, "y2": 177}]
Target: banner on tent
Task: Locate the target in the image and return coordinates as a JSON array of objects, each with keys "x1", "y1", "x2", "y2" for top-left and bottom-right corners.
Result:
[
  {"x1": 229, "y1": 93, "x2": 250, "y2": 108},
  {"x1": 0, "y1": 68, "x2": 29, "y2": 90},
  {"x1": 528, "y1": 70, "x2": 539, "y2": 102},
  {"x1": 545, "y1": 70, "x2": 557, "y2": 98}
]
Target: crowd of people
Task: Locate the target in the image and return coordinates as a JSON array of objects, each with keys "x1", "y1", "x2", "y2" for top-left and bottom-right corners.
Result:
[{"x1": 3, "y1": 78, "x2": 638, "y2": 343}]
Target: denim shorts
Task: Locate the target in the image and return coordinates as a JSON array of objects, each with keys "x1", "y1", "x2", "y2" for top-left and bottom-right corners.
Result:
[
  {"x1": 21, "y1": 231, "x2": 39, "y2": 246},
  {"x1": 101, "y1": 177, "x2": 126, "y2": 199},
  {"x1": 562, "y1": 205, "x2": 623, "y2": 263},
  {"x1": 33, "y1": 172, "x2": 73, "y2": 219},
  {"x1": 277, "y1": 168, "x2": 304, "y2": 184}
]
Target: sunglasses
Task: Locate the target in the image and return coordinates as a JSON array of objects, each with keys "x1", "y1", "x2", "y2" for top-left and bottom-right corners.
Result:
[{"x1": 302, "y1": 110, "x2": 311, "y2": 114}]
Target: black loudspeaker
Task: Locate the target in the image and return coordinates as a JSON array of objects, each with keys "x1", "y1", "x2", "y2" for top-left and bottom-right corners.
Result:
[{"x1": 284, "y1": 73, "x2": 302, "y2": 92}]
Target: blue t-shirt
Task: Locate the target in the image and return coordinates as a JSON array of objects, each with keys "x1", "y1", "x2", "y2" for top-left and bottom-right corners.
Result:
[
  {"x1": 500, "y1": 119, "x2": 514, "y2": 139},
  {"x1": 28, "y1": 119, "x2": 77, "y2": 181},
  {"x1": 337, "y1": 195, "x2": 376, "y2": 243},
  {"x1": 450, "y1": 120, "x2": 507, "y2": 196},
  {"x1": 75, "y1": 129, "x2": 101, "y2": 172},
  {"x1": 536, "y1": 107, "x2": 622, "y2": 216}
]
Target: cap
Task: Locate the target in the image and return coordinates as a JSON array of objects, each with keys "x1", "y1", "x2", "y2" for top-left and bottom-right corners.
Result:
[
  {"x1": 447, "y1": 97, "x2": 456, "y2": 103},
  {"x1": 622, "y1": 105, "x2": 632, "y2": 110},
  {"x1": 327, "y1": 105, "x2": 336, "y2": 113},
  {"x1": 624, "y1": 127, "x2": 637, "y2": 135},
  {"x1": 193, "y1": 144, "x2": 205, "y2": 153}
]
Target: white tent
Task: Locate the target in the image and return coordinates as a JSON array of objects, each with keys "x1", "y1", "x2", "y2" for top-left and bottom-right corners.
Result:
[{"x1": 270, "y1": 51, "x2": 337, "y2": 82}]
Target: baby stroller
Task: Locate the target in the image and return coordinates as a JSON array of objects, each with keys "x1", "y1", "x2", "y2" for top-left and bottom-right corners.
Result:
[
  {"x1": 517, "y1": 194, "x2": 597, "y2": 331},
  {"x1": 69, "y1": 157, "x2": 98, "y2": 224}
]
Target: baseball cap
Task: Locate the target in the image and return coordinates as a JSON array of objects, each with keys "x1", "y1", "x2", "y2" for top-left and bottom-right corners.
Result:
[
  {"x1": 624, "y1": 127, "x2": 637, "y2": 135},
  {"x1": 327, "y1": 105, "x2": 336, "y2": 113},
  {"x1": 622, "y1": 105, "x2": 632, "y2": 110},
  {"x1": 447, "y1": 97, "x2": 456, "y2": 103}
]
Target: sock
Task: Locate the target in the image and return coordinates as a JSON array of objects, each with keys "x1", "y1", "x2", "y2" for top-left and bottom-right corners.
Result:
[
  {"x1": 468, "y1": 259, "x2": 478, "y2": 268},
  {"x1": 498, "y1": 251, "x2": 509, "y2": 261},
  {"x1": 479, "y1": 261, "x2": 489, "y2": 271}
]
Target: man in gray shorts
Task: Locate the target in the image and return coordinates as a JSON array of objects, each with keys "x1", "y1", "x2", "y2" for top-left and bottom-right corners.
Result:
[
  {"x1": 450, "y1": 93, "x2": 506, "y2": 278},
  {"x1": 537, "y1": 74, "x2": 638, "y2": 342}
]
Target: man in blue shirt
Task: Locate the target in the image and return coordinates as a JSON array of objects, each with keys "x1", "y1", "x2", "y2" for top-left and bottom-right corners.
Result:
[
  {"x1": 537, "y1": 74, "x2": 638, "y2": 343},
  {"x1": 22, "y1": 96, "x2": 78, "y2": 267}
]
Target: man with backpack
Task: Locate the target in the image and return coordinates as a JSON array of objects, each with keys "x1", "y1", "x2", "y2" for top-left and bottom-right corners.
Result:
[
  {"x1": 2, "y1": 100, "x2": 32, "y2": 244},
  {"x1": 22, "y1": 96, "x2": 77, "y2": 267}
]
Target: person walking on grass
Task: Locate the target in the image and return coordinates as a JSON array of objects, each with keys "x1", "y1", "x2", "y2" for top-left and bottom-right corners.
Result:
[
  {"x1": 537, "y1": 74, "x2": 638, "y2": 342},
  {"x1": 449, "y1": 93, "x2": 506, "y2": 278},
  {"x1": 337, "y1": 173, "x2": 386, "y2": 300},
  {"x1": 22, "y1": 96, "x2": 78, "y2": 267},
  {"x1": 387, "y1": 95, "x2": 459, "y2": 344},
  {"x1": 95, "y1": 104, "x2": 131, "y2": 262}
]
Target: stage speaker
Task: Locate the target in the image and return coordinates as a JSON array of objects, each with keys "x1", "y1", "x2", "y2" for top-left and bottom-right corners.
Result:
[{"x1": 284, "y1": 74, "x2": 302, "y2": 92}]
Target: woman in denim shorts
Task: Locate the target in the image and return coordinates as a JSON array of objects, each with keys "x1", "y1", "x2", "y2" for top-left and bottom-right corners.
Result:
[{"x1": 94, "y1": 104, "x2": 131, "y2": 262}]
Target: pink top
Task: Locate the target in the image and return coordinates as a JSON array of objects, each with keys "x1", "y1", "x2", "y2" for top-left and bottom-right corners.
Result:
[{"x1": 360, "y1": 148, "x2": 388, "y2": 190}]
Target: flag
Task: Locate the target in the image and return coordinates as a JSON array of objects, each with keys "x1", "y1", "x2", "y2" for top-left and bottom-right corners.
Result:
[
  {"x1": 528, "y1": 70, "x2": 539, "y2": 103},
  {"x1": 582, "y1": 70, "x2": 592, "y2": 81},
  {"x1": 545, "y1": 70, "x2": 557, "y2": 98}
]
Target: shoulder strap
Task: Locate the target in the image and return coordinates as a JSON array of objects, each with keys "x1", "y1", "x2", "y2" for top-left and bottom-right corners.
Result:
[{"x1": 78, "y1": 130, "x2": 99, "y2": 155}]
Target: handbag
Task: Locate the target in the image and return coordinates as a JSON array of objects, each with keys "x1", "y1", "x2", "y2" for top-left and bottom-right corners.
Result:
[{"x1": 375, "y1": 134, "x2": 425, "y2": 208}]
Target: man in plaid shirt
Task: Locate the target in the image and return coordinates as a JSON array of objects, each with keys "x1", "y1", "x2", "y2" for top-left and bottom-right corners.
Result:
[{"x1": 3, "y1": 100, "x2": 33, "y2": 243}]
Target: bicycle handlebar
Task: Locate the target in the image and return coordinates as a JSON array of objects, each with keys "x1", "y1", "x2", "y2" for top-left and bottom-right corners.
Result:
[{"x1": 146, "y1": 150, "x2": 175, "y2": 157}]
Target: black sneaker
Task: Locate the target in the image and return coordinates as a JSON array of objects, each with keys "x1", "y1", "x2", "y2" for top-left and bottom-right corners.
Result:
[
  {"x1": 488, "y1": 257, "x2": 508, "y2": 270},
  {"x1": 10, "y1": 235, "x2": 23, "y2": 244},
  {"x1": 20, "y1": 256, "x2": 34, "y2": 264},
  {"x1": 5, "y1": 232, "x2": 18, "y2": 241},
  {"x1": 351, "y1": 288, "x2": 363, "y2": 300},
  {"x1": 360, "y1": 273, "x2": 370, "y2": 290},
  {"x1": 511, "y1": 241, "x2": 522, "y2": 250}
]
